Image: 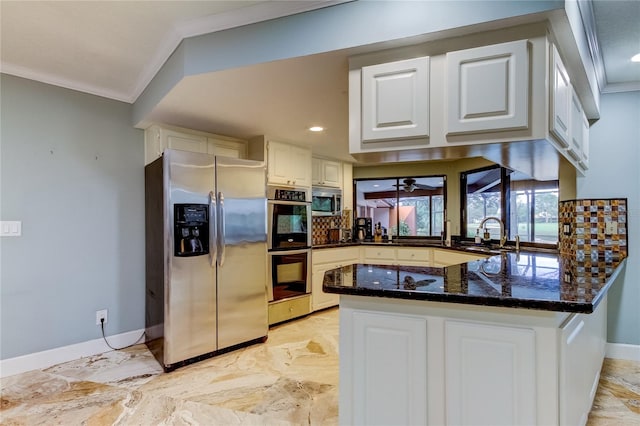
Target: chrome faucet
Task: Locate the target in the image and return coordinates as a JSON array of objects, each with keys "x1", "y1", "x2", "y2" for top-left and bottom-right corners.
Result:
[{"x1": 478, "y1": 216, "x2": 507, "y2": 248}]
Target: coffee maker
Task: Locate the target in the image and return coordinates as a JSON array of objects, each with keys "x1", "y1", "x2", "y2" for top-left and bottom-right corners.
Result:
[{"x1": 354, "y1": 217, "x2": 373, "y2": 242}]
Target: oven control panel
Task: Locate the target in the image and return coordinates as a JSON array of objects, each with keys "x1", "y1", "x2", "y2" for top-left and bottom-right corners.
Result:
[{"x1": 269, "y1": 187, "x2": 308, "y2": 202}]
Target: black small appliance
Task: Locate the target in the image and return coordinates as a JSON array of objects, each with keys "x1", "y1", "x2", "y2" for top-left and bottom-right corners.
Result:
[{"x1": 354, "y1": 217, "x2": 373, "y2": 242}]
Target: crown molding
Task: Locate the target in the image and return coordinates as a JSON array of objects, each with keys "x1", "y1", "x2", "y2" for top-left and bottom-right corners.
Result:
[
  {"x1": 601, "y1": 81, "x2": 640, "y2": 94},
  {"x1": 576, "y1": 0, "x2": 607, "y2": 93},
  {"x1": 0, "y1": 62, "x2": 133, "y2": 102}
]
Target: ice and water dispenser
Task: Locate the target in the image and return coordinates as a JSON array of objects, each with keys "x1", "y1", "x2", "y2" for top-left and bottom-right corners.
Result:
[{"x1": 174, "y1": 204, "x2": 209, "y2": 257}]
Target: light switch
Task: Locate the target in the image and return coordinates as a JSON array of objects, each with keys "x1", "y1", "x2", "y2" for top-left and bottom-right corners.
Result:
[
  {"x1": 0, "y1": 221, "x2": 22, "y2": 237},
  {"x1": 605, "y1": 221, "x2": 618, "y2": 235}
]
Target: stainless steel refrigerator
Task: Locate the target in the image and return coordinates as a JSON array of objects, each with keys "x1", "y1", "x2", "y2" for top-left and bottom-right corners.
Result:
[{"x1": 145, "y1": 149, "x2": 268, "y2": 371}]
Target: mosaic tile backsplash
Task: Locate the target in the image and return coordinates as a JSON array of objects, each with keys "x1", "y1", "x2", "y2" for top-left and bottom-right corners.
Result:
[
  {"x1": 312, "y1": 215, "x2": 347, "y2": 245},
  {"x1": 558, "y1": 199, "x2": 628, "y2": 293}
]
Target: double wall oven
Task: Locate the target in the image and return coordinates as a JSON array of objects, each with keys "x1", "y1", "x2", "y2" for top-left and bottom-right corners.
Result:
[{"x1": 267, "y1": 186, "x2": 311, "y2": 325}]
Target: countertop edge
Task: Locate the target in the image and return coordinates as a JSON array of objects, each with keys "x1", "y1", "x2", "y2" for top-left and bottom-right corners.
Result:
[{"x1": 322, "y1": 258, "x2": 627, "y2": 314}]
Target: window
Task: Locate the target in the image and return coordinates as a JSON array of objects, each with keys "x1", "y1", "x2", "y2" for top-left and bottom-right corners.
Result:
[
  {"x1": 461, "y1": 166, "x2": 558, "y2": 245},
  {"x1": 509, "y1": 176, "x2": 559, "y2": 244},
  {"x1": 354, "y1": 176, "x2": 446, "y2": 239},
  {"x1": 462, "y1": 167, "x2": 503, "y2": 239}
]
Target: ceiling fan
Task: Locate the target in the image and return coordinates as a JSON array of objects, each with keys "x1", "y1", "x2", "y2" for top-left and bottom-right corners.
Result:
[{"x1": 395, "y1": 178, "x2": 436, "y2": 192}]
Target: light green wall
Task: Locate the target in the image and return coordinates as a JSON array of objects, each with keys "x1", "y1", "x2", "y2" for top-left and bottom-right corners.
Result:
[
  {"x1": 577, "y1": 91, "x2": 640, "y2": 345},
  {"x1": 353, "y1": 157, "x2": 494, "y2": 237},
  {"x1": 0, "y1": 74, "x2": 145, "y2": 359}
]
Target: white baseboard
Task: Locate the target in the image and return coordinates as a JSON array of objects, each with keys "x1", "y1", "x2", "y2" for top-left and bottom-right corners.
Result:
[
  {"x1": 0, "y1": 328, "x2": 145, "y2": 378},
  {"x1": 2, "y1": 332, "x2": 636, "y2": 379},
  {"x1": 606, "y1": 343, "x2": 640, "y2": 362}
]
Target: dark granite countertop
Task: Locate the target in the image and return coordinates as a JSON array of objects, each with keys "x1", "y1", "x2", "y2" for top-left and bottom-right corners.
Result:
[{"x1": 322, "y1": 249, "x2": 626, "y2": 314}]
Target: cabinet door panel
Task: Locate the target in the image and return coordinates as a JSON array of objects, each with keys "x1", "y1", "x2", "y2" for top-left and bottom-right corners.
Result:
[
  {"x1": 352, "y1": 311, "x2": 428, "y2": 425},
  {"x1": 290, "y1": 146, "x2": 312, "y2": 187},
  {"x1": 447, "y1": 40, "x2": 529, "y2": 134},
  {"x1": 311, "y1": 269, "x2": 339, "y2": 311},
  {"x1": 207, "y1": 138, "x2": 246, "y2": 159},
  {"x1": 312, "y1": 158, "x2": 342, "y2": 187},
  {"x1": 550, "y1": 44, "x2": 571, "y2": 148},
  {"x1": 165, "y1": 130, "x2": 208, "y2": 153},
  {"x1": 568, "y1": 90, "x2": 583, "y2": 161},
  {"x1": 445, "y1": 321, "x2": 536, "y2": 425},
  {"x1": 311, "y1": 158, "x2": 322, "y2": 185},
  {"x1": 267, "y1": 141, "x2": 292, "y2": 185},
  {"x1": 362, "y1": 57, "x2": 430, "y2": 142},
  {"x1": 580, "y1": 114, "x2": 589, "y2": 169},
  {"x1": 321, "y1": 160, "x2": 342, "y2": 187}
]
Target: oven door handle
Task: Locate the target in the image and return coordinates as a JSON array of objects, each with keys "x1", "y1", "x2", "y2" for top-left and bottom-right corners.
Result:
[
  {"x1": 267, "y1": 200, "x2": 309, "y2": 207},
  {"x1": 269, "y1": 248, "x2": 310, "y2": 256}
]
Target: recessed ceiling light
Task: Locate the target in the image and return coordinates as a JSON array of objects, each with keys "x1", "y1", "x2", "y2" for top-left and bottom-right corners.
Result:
[
  {"x1": 309, "y1": 126, "x2": 324, "y2": 132},
  {"x1": 632, "y1": 53, "x2": 640, "y2": 63},
  {"x1": 373, "y1": 184, "x2": 380, "y2": 187}
]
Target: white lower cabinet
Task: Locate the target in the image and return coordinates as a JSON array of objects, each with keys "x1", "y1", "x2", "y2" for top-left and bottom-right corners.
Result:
[
  {"x1": 351, "y1": 311, "x2": 428, "y2": 425},
  {"x1": 560, "y1": 298, "x2": 607, "y2": 426},
  {"x1": 339, "y1": 295, "x2": 606, "y2": 426},
  {"x1": 311, "y1": 247, "x2": 359, "y2": 312},
  {"x1": 445, "y1": 321, "x2": 536, "y2": 425}
]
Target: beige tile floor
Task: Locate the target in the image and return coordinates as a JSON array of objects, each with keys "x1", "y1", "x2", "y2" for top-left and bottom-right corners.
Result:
[{"x1": 1, "y1": 307, "x2": 638, "y2": 425}]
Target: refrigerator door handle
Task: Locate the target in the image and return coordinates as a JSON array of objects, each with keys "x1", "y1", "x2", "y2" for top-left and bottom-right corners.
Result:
[
  {"x1": 217, "y1": 191, "x2": 226, "y2": 266},
  {"x1": 209, "y1": 191, "x2": 217, "y2": 267}
]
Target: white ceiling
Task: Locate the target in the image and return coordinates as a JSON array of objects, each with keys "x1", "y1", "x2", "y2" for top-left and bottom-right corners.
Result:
[{"x1": 1, "y1": 0, "x2": 639, "y2": 163}]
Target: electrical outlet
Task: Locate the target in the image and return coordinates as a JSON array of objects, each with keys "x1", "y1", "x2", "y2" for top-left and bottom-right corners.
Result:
[
  {"x1": 96, "y1": 309, "x2": 108, "y2": 326},
  {"x1": 605, "y1": 221, "x2": 618, "y2": 235}
]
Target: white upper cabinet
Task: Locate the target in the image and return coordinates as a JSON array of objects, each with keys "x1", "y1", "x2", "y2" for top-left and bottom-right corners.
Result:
[
  {"x1": 266, "y1": 140, "x2": 311, "y2": 187},
  {"x1": 568, "y1": 88, "x2": 584, "y2": 161},
  {"x1": 346, "y1": 25, "x2": 599, "y2": 178},
  {"x1": 550, "y1": 44, "x2": 571, "y2": 148},
  {"x1": 361, "y1": 57, "x2": 430, "y2": 142},
  {"x1": 568, "y1": 86, "x2": 590, "y2": 171},
  {"x1": 580, "y1": 114, "x2": 589, "y2": 170},
  {"x1": 144, "y1": 124, "x2": 247, "y2": 165},
  {"x1": 165, "y1": 128, "x2": 208, "y2": 153},
  {"x1": 447, "y1": 40, "x2": 530, "y2": 135},
  {"x1": 550, "y1": 43, "x2": 591, "y2": 173},
  {"x1": 207, "y1": 136, "x2": 247, "y2": 159},
  {"x1": 312, "y1": 158, "x2": 342, "y2": 187}
]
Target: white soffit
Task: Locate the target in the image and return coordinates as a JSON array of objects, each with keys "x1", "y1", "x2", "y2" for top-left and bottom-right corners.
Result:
[{"x1": 0, "y1": 1, "x2": 346, "y2": 103}]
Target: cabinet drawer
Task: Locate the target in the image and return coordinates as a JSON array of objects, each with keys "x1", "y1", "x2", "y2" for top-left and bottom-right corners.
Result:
[
  {"x1": 268, "y1": 295, "x2": 311, "y2": 325},
  {"x1": 313, "y1": 247, "x2": 359, "y2": 266},
  {"x1": 363, "y1": 246, "x2": 396, "y2": 261},
  {"x1": 396, "y1": 248, "x2": 432, "y2": 264}
]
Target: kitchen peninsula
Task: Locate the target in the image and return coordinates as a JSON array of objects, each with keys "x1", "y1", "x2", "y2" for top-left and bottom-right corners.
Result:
[{"x1": 323, "y1": 246, "x2": 626, "y2": 426}]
